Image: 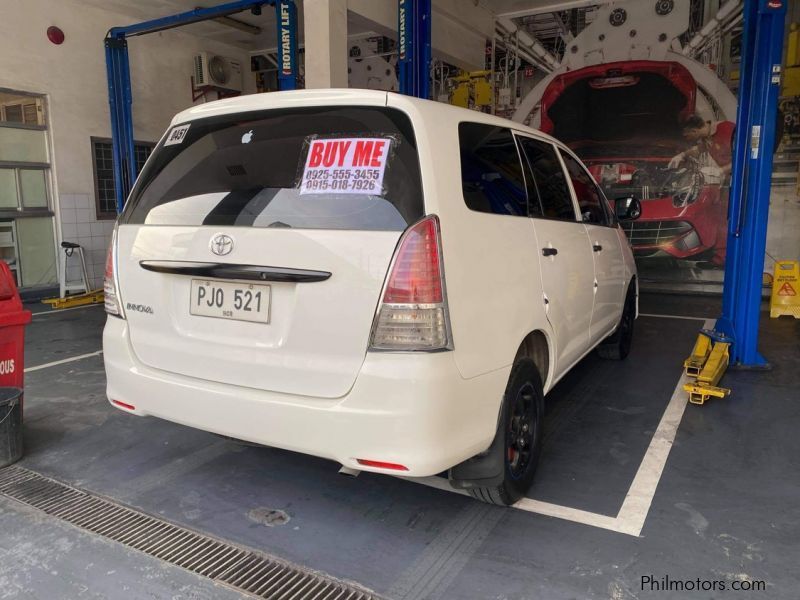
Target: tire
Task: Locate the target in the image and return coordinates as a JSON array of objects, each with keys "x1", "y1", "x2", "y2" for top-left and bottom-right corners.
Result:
[
  {"x1": 466, "y1": 359, "x2": 544, "y2": 506},
  {"x1": 597, "y1": 284, "x2": 635, "y2": 360}
]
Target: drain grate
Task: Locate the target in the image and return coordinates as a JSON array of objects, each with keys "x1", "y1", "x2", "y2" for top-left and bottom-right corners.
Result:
[{"x1": 0, "y1": 466, "x2": 378, "y2": 600}]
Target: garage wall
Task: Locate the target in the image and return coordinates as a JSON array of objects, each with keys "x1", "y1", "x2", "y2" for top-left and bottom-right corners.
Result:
[{"x1": 0, "y1": 0, "x2": 256, "y2": 289}]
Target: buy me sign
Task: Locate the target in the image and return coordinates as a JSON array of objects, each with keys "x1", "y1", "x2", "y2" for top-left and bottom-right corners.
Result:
[{"x1": 300, "y1": 138, "x2": 392, "y2": 195}]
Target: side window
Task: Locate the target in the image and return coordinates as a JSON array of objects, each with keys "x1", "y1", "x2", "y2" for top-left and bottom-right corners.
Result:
[
  {"x1": 517, "y1": 137, "x2": 577, "y2": 221},
  {"x1": 559, "y1": 150, "x2": 612, "y2": 226},
  {"x1": 458, "y1": 123, "x2": 528, "y2": 217}
]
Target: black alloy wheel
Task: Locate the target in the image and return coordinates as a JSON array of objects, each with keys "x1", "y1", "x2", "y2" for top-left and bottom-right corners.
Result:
[
  {"x1": 507, "y1": 381, "x2": 537, "y2": 481},
  {"x1": 467, "y1": 359, "x2": 544, "y2": 506},
  {"x1": 597, "y1": 284, "x2": 636, "y2": 360}
]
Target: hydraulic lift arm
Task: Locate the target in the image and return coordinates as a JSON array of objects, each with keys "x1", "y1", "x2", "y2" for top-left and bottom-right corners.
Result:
[
  {"x1": 104, "y1": 0, "x2": 299, "y2": 213},
  {"x1": 717, "y1": 0, "x2": 787, "y2": 368}
]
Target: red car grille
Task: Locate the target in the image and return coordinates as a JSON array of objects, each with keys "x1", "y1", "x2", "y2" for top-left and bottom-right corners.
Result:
[{"x1": 621, "y1": 220, "x2": 693, "y2": 246}]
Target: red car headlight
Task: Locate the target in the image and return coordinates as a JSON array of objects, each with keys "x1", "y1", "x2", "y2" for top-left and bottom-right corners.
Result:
[{"x1": 670, "y1": 168, "x2": 703, "y2": 208}]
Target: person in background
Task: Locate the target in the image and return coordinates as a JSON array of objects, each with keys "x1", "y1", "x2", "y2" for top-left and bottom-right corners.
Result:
[
  {"x1": 669, "y1": 113, "x2": 736, "y2": 269},
  {"x1": 668, "y1": 114, "x2": 736, "y2": 179}
]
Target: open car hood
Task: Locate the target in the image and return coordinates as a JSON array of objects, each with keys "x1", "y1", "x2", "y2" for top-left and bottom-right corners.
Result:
[
  {"x1": 570, "y1": 138, "x2": 687, "y2": 161},
  {"x1": 540, "y1": 60, "x2": 696, "y2": 156}
]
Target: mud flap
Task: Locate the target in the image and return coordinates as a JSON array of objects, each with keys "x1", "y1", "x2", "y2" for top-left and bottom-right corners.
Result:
[{"x1": 448, "y1": 426, "x2": 505, "y2": 489}]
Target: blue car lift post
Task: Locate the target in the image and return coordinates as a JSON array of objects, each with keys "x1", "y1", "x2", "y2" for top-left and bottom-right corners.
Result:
[
  {"x1": 104, "y1": 0, "x2": 298, "y2": 213},
  {"x1": 398, "y1": 0, "x2": 431, "y2": 99},
  {"x1": 716, "y1": 0, "x2": 787, "y2": 368}
]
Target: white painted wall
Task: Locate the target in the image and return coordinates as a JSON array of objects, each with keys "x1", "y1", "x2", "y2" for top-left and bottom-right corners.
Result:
[{"x1": 0, "y1": 0, "x2": 255, "y2": 289}]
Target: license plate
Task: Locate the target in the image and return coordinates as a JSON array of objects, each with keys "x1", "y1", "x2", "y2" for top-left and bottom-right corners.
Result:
[{"x1": 190, "y1": 280, "x2": 271, "y2": 323}]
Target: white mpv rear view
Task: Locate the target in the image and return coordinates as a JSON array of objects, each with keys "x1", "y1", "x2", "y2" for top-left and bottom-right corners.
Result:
[{"x1": 104, "y1": 90, "x2": 639, "y2": 505}]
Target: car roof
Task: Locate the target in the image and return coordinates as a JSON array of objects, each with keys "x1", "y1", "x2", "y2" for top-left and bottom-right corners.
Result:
[
  {"x1": 170, "y1": 88, "x2": 563, "y2": 149},
  {"x1": 170, "y1": 88, "x2": 389, "y2": 125}
]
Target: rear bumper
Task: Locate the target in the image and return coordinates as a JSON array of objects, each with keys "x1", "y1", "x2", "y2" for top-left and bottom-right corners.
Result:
[{"x1": 103, "y1": 318, "x2": 507, "y2": 477}]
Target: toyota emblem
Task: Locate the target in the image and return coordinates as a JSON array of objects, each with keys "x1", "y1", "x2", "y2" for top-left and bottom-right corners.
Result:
[{"x1": 210, "y1": 233, "x2": 234, "y2": 256}]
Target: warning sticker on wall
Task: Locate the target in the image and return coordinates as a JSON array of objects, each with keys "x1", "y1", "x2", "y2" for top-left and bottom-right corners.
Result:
[
  {"x1": 299, "y1": 137, "x2": 392, "y2": 195},
  {"x1": 164, "y1": 124, "x2": 191, "y2": 146}
]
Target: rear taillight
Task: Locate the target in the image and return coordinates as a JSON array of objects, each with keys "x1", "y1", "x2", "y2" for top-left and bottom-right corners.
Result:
[
  {"x1": 104, "y1": 228, "x2": 124, "y2": 318},
  {"x1": 370, "y1": 215, "x2": 452, "y2": 351}
]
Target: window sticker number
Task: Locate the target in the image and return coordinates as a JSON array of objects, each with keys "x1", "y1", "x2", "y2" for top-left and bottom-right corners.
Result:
[
  {"x1": 165, "y1": 124, "x2": 191, "y2": 146},
  {"x1": 299, "y1": 137, "x2": 392, "y2": 195}
]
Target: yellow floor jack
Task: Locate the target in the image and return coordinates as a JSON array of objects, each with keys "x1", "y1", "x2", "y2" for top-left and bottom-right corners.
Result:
[
  {"x1": 42, "y1": 289, "x2": 104, "y2": 310},
  {"x1": 683, "y1": 329, "x2": 733, "y2": 405},
  {"x1": 42, "y1": 241, "x2": 105, "y2": 310}
]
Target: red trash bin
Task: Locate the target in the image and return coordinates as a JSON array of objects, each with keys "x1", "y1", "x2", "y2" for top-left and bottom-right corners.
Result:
[
  {"x1": 0, "y1": 261, "x2": 30, "y2": 467},
  {"x1": 0, "y1": 261, "x2": 31, "y2": 390}
]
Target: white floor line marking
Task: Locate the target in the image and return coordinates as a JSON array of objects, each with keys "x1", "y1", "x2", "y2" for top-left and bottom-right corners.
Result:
[
  {"x1": 404, "y1": 474, "x2": 624, "y2": 533},
  {"x1": 400, "y1": 474, "x2": 612, "y2": 531},
  {"x1": 513, "y1": 497, "x2": 621, "y2": 532},
  {"x1": 613, "y1": 317, "x2": 714, "y2": 536},
  {"x1": 400, "y1": 317, "x2": 713, "y2": 537},
  {"x1": 31, "y1": 304, "x2": 103, "y2": 317},
  {"x1": 639, "y1": 312, "x2": 708, "y2": 322},
  {"x1": 25, "y1": 351, "x2": 103, "y2": 373}
]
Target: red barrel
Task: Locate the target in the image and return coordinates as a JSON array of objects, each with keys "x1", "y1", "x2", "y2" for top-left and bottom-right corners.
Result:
[
  {"x1": 0, "y1": 261, "x2": 29, "y2": 467},
  {"x1": 0, "y1": 261, "x2": 31, "y2": 389}
]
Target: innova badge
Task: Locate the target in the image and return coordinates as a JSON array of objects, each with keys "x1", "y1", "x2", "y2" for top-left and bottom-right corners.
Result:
[{"x1": 210, "y1": 233, "x2": 234, "y2": 256}]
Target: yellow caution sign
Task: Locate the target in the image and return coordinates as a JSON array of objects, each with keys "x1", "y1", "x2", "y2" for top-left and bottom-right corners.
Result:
[{"x1": 770, "y1": 260, "x2": 800, "y2": 318}]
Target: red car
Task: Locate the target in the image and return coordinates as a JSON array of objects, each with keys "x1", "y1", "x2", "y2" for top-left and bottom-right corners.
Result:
[{"x1": 538, "y1": 60, "x2": 727, "y2": 266}]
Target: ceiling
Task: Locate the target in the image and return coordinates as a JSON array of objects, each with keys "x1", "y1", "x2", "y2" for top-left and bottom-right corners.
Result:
[
  {"x1": 75, "y1": 0, "x2": 621, "y2": 59},
  {"x1": 78, "y1": 0, "x2": 392, "y2": 52}
]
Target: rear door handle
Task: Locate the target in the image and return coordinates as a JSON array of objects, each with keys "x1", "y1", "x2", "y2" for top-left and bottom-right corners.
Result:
[
  {"x1": 593, "y1": 244, "x2": 603, "y2": 252},
  {"x1": 542, "y1": 247, "x2": 558, "y2": 257}
]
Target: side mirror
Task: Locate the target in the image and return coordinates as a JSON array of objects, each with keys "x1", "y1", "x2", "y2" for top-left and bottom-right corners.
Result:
[{"x1": 615, "y1": 196, "x2": 642, "y2": 221}]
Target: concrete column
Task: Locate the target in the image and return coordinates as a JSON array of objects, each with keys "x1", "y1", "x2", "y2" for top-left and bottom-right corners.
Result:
[{"x1": 303, "y1": 0, "x2": 349, "y2": 88}]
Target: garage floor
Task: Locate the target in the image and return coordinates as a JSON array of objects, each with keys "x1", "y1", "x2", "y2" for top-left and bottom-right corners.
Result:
[{"x1": 1, "y1": 293, "x2": 798, "y2": 599}]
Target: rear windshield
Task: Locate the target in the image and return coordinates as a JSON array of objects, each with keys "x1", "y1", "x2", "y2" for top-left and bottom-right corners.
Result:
[{"x1": 122, "y1": 106, "x2": 423, "y2": 231}]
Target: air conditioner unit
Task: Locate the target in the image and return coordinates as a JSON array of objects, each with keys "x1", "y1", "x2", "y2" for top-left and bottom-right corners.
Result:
[{"x1": 194, "y1": 52, "x2": 243, "y2": 92}]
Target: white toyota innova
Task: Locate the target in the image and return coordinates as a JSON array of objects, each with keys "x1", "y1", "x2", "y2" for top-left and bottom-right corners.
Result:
[{"x1": 103, "y1": 89, "x2": 640, "y2": 506}]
